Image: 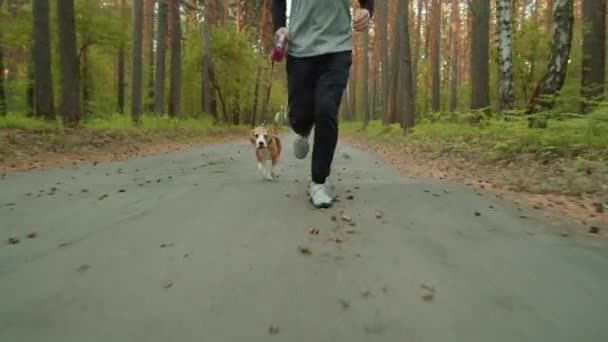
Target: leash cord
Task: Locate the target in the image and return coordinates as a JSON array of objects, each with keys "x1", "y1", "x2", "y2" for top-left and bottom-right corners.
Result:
[{"x1": 262, "y1": 59, "x2": 276, "y2": 125}]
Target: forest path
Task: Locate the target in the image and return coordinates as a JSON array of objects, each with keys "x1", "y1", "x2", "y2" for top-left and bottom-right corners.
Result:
[{"x1": 1, "y1": 133, "x2": 607, "y2": 342}]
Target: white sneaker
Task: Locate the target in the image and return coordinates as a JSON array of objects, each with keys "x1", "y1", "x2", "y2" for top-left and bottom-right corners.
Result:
[
  {"x1": 293, "y1": 135, "x2": 309, "y2": 159},
  {"x1": 309, "y1": 182, "x2": 333, "y2": 208}
]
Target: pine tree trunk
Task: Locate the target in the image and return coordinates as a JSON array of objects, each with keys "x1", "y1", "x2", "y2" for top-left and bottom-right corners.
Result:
[
  {"x1": 378, "y1": 0, "x2": 389, "y2": 124},
  {"x1": 0, "y1": 0, "x2": 5, "y2": 116},
  {"x1": 470, "y1": 0, "x2": 490, "y2": 110},
  {"x1": 131, "y1": 0, "x2": 144, "y2": 122},
  {"x1": 449, "y1": 0, "x2": 459, "y2": 112},
  {"x1": 362, "y1": 26, "x2": 370, "y2": 125},
  {"x1": 57, "y1": 0, "x2": 82, "y2": 126},
  {"x1": 154, "y1": 0, "x2": 168, "y2": 114},
  {"x1": 117, "y1": 0, "x2": 126, "y2": 113},
  {"x1": 400, "y1": 0, "x2": 416, "y2": 129},
  {"x1": 388, "y1": 5, "x2": 403, "y2": 124},
  {"x1": 412, "y1": 0, "x2": 423, "y2": 101},
  {"x1": 168, "y1": 0, "x2": 182, "y2": 117},
  {"x1": 201, "y1": 0, "x2": 215, "y2": 121},
  {"x1": 430, "y1": 0, "x2": 441, "y2": 112},
  {"x1": 497, "y1": 0, "x2": 514, "y2": 110},
  {"x1": 145, "y1": 0, "x2": 155, "y2": 112},
  {"x1": 82, "y1": 44, "x2": 92, "y2": 115},
  {"x1": 580, "y1": 0, "x2": 606, "y2": 113},
  {"x1": 528, "y1": 0, "x2": 574, "y2": 113}
]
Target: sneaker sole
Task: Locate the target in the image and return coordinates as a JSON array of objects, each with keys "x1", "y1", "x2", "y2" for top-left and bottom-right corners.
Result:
[{"x1": 309, "y1": 196, "x2": 332, "y2": 209}]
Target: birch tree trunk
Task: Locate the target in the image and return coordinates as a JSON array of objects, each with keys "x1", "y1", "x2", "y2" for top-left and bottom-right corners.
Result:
[
  {"x1": 497, "y1": 0, "x2": 514, "y2": 110},
  {"x1": 528, "y1": 0, "x2": 574, "y2": 113}
]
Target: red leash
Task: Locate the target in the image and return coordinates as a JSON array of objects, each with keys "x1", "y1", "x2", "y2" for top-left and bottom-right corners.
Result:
[{"x1": 262, "y1": 34, "x2": 286, "y2": 125}]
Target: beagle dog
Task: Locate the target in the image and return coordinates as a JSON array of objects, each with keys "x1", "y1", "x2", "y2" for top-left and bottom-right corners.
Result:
[{"x1": 250, "y1": 121, "x2": 281, "y2": 180}]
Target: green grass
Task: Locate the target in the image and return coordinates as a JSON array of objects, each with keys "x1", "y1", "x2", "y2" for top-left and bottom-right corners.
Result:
[
  {"x1": 341, "y1": 108, "x2": 608, "y2": 163},
  {"x1": 0, "y1": 112, "x2": 250, "y2": 134}
]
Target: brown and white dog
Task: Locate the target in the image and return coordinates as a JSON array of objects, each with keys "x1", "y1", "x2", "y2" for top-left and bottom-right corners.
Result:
[{"x1": 250, "y1": 116, "x2": 282, "y2": 180}]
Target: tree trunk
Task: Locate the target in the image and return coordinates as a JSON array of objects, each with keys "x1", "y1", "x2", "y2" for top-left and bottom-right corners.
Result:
[
  {"x1": 362, "y1": 25, "x2": 370, "y2": 125},
  {"x1": 117, "y1": 0, "x2": 126, "y2": 113},
  {"x1": 580, "y1": 0, "x2": 606, "y2": 113},
  {"x1": 528, "y1": 0, "x2": 574, "y2": 113},
  {"x1": 470, "y1": 0, "x2": 490, "y2": 110},
  {"x1": 0, "y1": 0, "x2": 5, "y2": 116},
  {"x1": 412, "y1": 0, "x2": 423, "y2": 101},
  {"x1": 400, "y1": 0, "x2": 416, "y2": 129},
  {"x1": 449, "y1": 0, "x2": 459, "y2": 112},
  {"x1": 378, "y1": 0, "x2": 389, "y2": 124},
  {"x1": 145, "y1": 0, "x2": 155, "y2": 112},
  {"x1": 430, "y1": 0, "x2": 441, "y2": 112},
  {"x1": 131, "y1": 0, "x2": 144, "y2": 122},
  {"x1": 496, "y1": 0, "x2": 514, "y2": 110},
  {"x1": 388, "y1": 6, "x2": 403, "y2": 124},
  {"x1": 168, "y1": 0, "x2": 182, "y2": 117},
  {"x1": 81, "y1": 44, "x2": 92, "y2": 115},
  {"x1": 26, "y1": 63, "x2": 34, "y2": 116},
  {"x1": 154, "y1": 0, "x2": 168, "y2": 114},
  {"x1": 201, "y1": 0, "x2": 215, "y2": 121},
  {"x1": 57, "y1": 0, "x2": 82, "y2": 126}
]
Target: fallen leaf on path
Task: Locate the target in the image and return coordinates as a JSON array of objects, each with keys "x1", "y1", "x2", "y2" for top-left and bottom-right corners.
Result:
[
  {"x1": 163, "y1": 281, "x2": 173, "y2": 289},
  {"x1": 474, "y1": 211, "x2": 481, "y2": 216},
  {"x1": 341, "y1": 214, "x2": 352, "y2": 222},
  {"x1": 375, "y1": 211, "x2": 383, "y2": 219},
  {"x1": 268, "y1": 325, "x2": 280, "y2": 335},
  {"x1": 118, "y1": 189, "x2": 126, "y2": 193},
  {"x1": 588, "y1": 226, "x2": 600, "y2": 235},
  {"x1": 26, "y1": 232, "x2": 37, "y2": 239},
  {"x1": 346, "y1": 195, "x2": 354, "y2": 200},
  {"x1": 338, "y1": 298, "x2": 351, "y2": 309},
  {"x1": 308, "y1": 228, "x2": 320, "y2": 235},
  {"x1": 98, "y1": 194, "x2": 109, "y2": 201},
  {"x1": 7, "y1": 237, "x2": 20, "y2": 245},
  {"x1": 420, "y1": 284, "x2": 435, "y2": 302},
  {"x1": 561, "y1": 231, "x2": 569, "y2": 237},
  {"x1": 298, "y1": 246, "x2": 312, "y2": 255},
  {"x1": 76, "y1": 264, "x2": 91, "y2": 273}
]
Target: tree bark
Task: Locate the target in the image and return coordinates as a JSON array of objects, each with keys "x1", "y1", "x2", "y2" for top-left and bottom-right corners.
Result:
[
  {"x1": 580, "y1": 0, "x2": 606, "y2": 113},
  {"x1": 131, "y1": 0, "x2": 144, "y2": 122},
  {"x1": 388, "y1": 4, "x2": 403, "y2": 124},
  {"x1": 154, "y1": 0, "x2": 168, "y2": 114},
  {"x1": 470, "y1": 0, "x2": 490, "y2": 110},
  {"x1": 496, "y1": 0, "x2": 514, "y2": 110},
  {"x1": 145, "y1": 0, "x2": 155, "y2": 112},
  {"x1": 57, "y1": 0, "x2": 82, "y2": 126},
  {"x1": 378, "y1": 0, "x2": 389, "y2": 123},
  {"x1": 400, "y1": 0, "x2": 416, "y2": 129},
  {"x1": 449, "y1": 0, "x2": 459, "y2": 112},
  {"x1": 362, "y1": 25, "x2": 371, "y2": 125},
  {"x1": 528, "y1": 0, "x2": 574, "y2": 113},
  {"x1": 200, "y1": 0, "x2": 215, "y2": 121},
  {"x1": 117, "y1": 0, "x2": 126, "y2": 113},
  {"x1": 168, "y1": 0, "x2": 182, "y2": 117},
  {"x1": 430, "y1": 0, "x2": 441, "y2": 112},
  {"x1": 0, "y1": 0, "x2": 5, "y2": 116}
]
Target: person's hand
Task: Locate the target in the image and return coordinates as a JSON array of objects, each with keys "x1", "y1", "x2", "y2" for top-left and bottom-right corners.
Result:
[
  {"x1": 272, "y1": 27, "x2": 289, "y2": 62},
  {"x1": 353, "y1": 8, "x2": 370, "y2": 32},
  {"x1": 275, "y1": 27, "x2": 288, "y2": 47}
]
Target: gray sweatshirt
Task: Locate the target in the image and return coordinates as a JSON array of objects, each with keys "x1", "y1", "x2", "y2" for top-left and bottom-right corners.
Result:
[{"x1": 272, "y1": 0, "x2": 374, "y2": 57}]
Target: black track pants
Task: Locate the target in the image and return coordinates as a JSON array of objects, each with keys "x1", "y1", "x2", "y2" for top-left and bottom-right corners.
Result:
[{"x1": 286, "y1": 51, "x2": 352, "y2": 184}]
